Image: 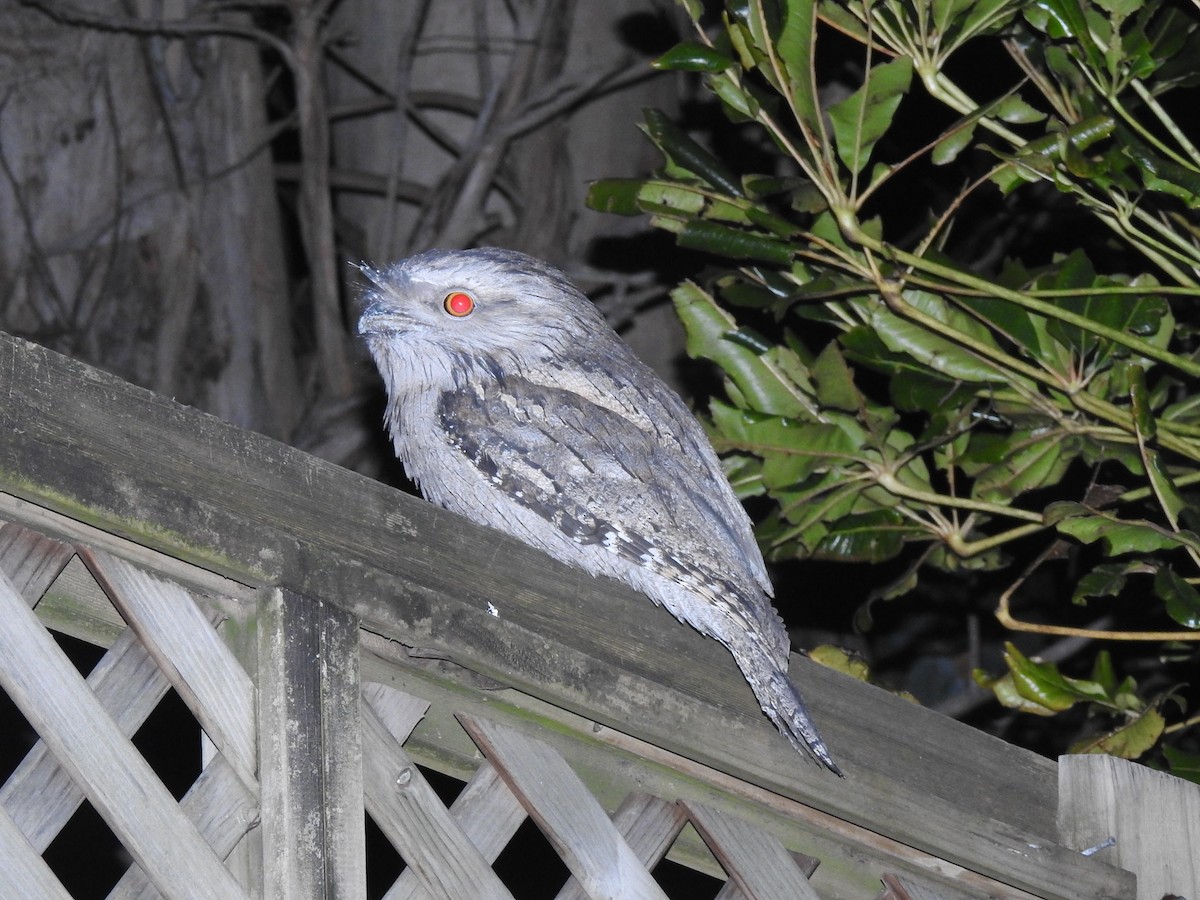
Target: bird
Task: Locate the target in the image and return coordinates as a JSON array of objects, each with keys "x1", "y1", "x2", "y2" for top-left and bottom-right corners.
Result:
[{"x1": 357, "y1": 247, "x2": 841, "y2": 775}]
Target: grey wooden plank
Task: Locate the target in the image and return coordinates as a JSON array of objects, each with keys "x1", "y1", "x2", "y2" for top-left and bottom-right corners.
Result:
[
  {"x1": 554, "y1": 793, "x2": 688, "y2": 900},
  {"x1": 0, "y1": 620, "x2": 177, "y2": 853},
  {"x1": 0, "y1": 523, "x2": 73, "y2": 604},
  {"x1": 108, "y1": 754, "x2": 259, "y2": 900},
  {"x1": 381, "y1": 759, "x2": 526, "y2": 900},
  {"x1": 257, "y1": 586, "x2": 367, "y2": 900},
  {"x1": 28, "y1": 552, "x2": 128, "y2": 647},
  {"x1": 319, "y1": 593, "x2": 369, "y2": 900},
  {"x1": 0, "y1": 568, "x2": 248, "y2": 900},
  {"x1": 461, "y1": 714, "x2": 669, "y2": 900},
  {"x1": 1059, "y1": 754, "x2": 1196, "y2": 900},
  {"x1": 362, "y1": 680, "x2": 524, "y2": 900},
  {"x1": 363, "y1": 681, "x2": 430, "y2": 741},
  {"x1": 360, "y1": 700, "x2": 514, "y2": 900},
  {"x1": 0, "y1": 329, "x2": 1133, "y2": 899},
  {"x1": 683, "y1": 799, "x2": 820, "y2": 900},
  {"x1": 80, "y1": 547, "x2": 258, "y2": 793},
  {"x1": 0, "y1": 802, "x2": 73, "y2": 900},
  {"x1": 362, "y1": 640, "x2": 1042, "y2": 900}
]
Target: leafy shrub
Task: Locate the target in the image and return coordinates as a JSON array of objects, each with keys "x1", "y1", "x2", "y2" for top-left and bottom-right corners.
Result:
[{"x1": 589, "y1": 0, "x2": 1200, "y2": 768}]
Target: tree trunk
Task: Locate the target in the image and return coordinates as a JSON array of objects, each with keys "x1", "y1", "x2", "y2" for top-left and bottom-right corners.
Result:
[{"x1": 0, "y1": 0, "x2": 300, "y2": 439}]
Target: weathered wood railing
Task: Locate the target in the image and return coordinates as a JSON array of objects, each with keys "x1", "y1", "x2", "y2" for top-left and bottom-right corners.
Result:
[{"x1": 0, "y1": 329, "x2": 1192, "y2": 898}]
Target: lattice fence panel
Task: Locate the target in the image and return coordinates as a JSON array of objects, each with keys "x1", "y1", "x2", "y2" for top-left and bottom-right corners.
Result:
[
  {"x1": 361, "y1": 688, "x2": 962, "y2": 900},
  {"x1": 0, "y1": 521, "x2": 991, "y2": 898},
  {"x1": 0, "y1": 525, "x2": 257, "y2": 899}
]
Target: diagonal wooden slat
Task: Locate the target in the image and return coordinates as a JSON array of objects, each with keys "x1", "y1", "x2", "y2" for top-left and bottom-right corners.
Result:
[
  {"x1": 79, "y1": 546, "x2": 258, "y2": 793},
  {"x1": 380, "y1": 758, "x2": 527, "y2": 900},
  {"x1": 0, "y1": 523, "x2": 74, "y2": 605},
  {"x1": 361, "y1": 700, "x2": 515, "y2": 900},
  {"x1": 460, "y1": 714, "x2": 669, "y2": 900},
  {"x1": 2, "y1": 623, "x2": 180, "y2": 853},
  {"x1": 107, "y1": 754, "x2": 259, "y2": 900},
  {"x1": 0, "y1": 802, "x2": 73, "y2": 900},
  {"x1": 0, "y1": 568, "x2": 248, "y2": 900},
  {"x1": 1, "y1": 529, "x2": 224, "y2": 855},
  {"x1": 682, "y1": 799, "x2": 820, "y2": 900},
  {"x1": 364, "y1": 682, "x2": 431, "y2": 742},
  {"x1": 554, "y1": 793, "x2": 688, "y2": 900}
]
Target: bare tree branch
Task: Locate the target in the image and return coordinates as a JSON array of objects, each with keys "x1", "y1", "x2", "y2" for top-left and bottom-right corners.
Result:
[
  {"x1": 286, "y1": 0, "x2": 352, "y2": 395},
  {"x1": 15, "y1": 0, "x2": 295, "y2": 63}
]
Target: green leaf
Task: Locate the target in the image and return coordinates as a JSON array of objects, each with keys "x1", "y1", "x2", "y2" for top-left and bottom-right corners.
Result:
[
  {"x1": 952, "y1": 0, "x2": 1022, "y2": 43},
  {"x1": 585, "y1": 178, "x2": 646, "y2": 216},
  {"x1": 868, "y1": 309, "x2": 1008, "y2": 384},
  {"x1": 708, "y1": 70, "x2": 760, "y2": 120},
  {"x1": 932, "y1": 122, "x2": 978, "y2": 165},
  {"x1": 1046, "y1": 502, "x2": 1200, "y2": 555},
  {"x1": 1128, "y1": 362, "x2": 1157, "y2": 439},
  {"x1": 811, "y1": 342, "x2": 863, "y2": 413},
  {"x1": 1091, "y1": 650, "x2": 1118, "y2": 696},
  {"x1": 1163, "y1": 745, "x2": 1200, "y2": 784},
  {"x1": 977, "y1": 670, "x2": 1060, "y2": 716},
  {"x1": 663, "y1": 219, "x2": 794, "y2": 264},
  {"x1": 1145, "y1": 454, "x2": 1189, "y2": 531},
  {"x1": 1032, "y1": 0, "x2": 1108, "y2": 73},
  {"x1": 1004, "y1": 642, "x2": 1110, "y2": 711},
  {"x1": 723, "y1": 326, "x2": 774, "y2": 354},
  {"x1": 771, "y1": 472, "x2": 866, "y2": 532},
  {"x1": 1094, "y1": 0, "x2": 1144, "y2": 17},
  {"x1": 1154, "y1": 567, "x2": 1200, "y2": 630},
  {"x1": 964, "y1": 429, "x2": 1074, "y2": 503},
  {"x1": 1072, "y1": 561, "x2": 1141, "y2": 604},
  {"x1": 869, "y1": 302, "x2": 1006, "y2": 383},
  {"x1": 1069, "y1": 708, "x2": 1164, "y2": 759},
  {"x1": 653, "y1": 42, "x2": 735, "y2": 73},
  {"x1": 672, "y1": 282, "x2": 814, "y2": 418},
  {"x1": 1129, "y1": 363, "x2": 1191, "y2": 536},
  {"x1": 721, "y1": 453, "x2": 766, "y2": 500},
  {"x1": 710, "y1": 402, "x2": 862, "y2": 484},
  {"x1": 628, "y1": 183, "x2": 709, "y2": 217},
  {"x1": 994, "y1": 94, "x2": 1047, "y2": 124},
  {"x1": 808, "y1": 644, "x2": 871, "y2": 681},
  {"x1": 817, "y1": 3, "x2": 870, "y2": 44},
  {"x1": 827, "y1": 57, "x2": 913, "y2": 175},
  {"x1": 640, "y1": 108, "x2": 743, "y2": 196},
  {"x1": 933, "y1": 0, "x2": 976, "y2": 36},
  {"x1": 813, "y1": 509, "x2": 914, "y2": 563},
  {"x1": 840, "y1": 326, "x2": 976, "y2": 411},
  {"x1": 1039, "y1": 250, "x2": 1099, "y2": 358},
  {"x1": 1039, "y1": 250, "x2": 1168, "y2": 369},
  {"x1": 889, "y1": 372, "x2": 975, "y2": 414},
  {"x1": 1125, "y1": 143, "x2": 1200, "y2": 207},
  {"x1": 761, "y1": 428, "x2": 864, "y2": 486},
  {"x1": 773, "y1": 0, "x2": 822, "y2": 135},
  {"x1": 955, "y1": 293, "x2": 1044, "y2": 356}
]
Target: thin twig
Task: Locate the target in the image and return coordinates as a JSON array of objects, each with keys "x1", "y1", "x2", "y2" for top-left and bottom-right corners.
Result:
[{"x1": 15, "y1": 0, "x2": 294, "y2": 63}]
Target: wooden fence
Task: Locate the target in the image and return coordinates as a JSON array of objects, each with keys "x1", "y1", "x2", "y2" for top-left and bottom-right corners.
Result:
[{"x1": 0, "y1": 329, "x2": 1195, "y2": 899}]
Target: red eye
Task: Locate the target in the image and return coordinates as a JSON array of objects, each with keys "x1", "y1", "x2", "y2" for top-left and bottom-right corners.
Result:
[{"x1": 443, "y1": 291, "x2": 475, "y2": 317}]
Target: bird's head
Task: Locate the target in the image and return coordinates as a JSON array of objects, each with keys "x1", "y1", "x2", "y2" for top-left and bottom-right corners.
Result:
[{"x1": 357, "y1": 247, "x2": 612, "y2": 390}]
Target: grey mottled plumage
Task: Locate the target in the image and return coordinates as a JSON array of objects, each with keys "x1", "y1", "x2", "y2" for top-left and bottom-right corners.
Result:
[{"x1": 358, "y1": 247, "x2": 840, "y2": 774}]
